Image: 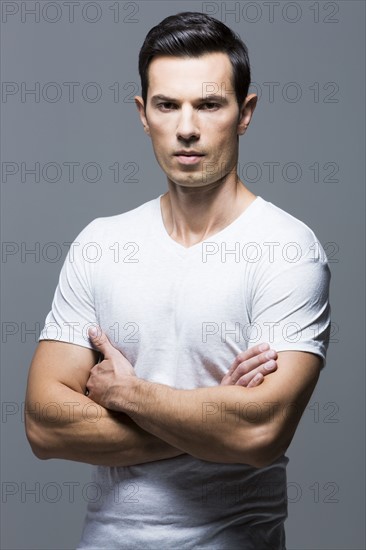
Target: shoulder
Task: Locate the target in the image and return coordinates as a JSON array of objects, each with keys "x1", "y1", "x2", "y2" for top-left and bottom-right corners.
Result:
[
  {"x1": 253, "y1": 196, "x2": 326, "y2": 262},
  {"x1": 257, "y1": 197, "x2": 319, "y2": 242},
  {"x1": 72, "y1": 195, "x2": 159, "y2": 243}
]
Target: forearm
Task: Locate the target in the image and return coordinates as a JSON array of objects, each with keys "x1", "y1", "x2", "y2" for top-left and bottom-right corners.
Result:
[
  {"x1": 85, "y1": 332, "x2": 319, "y2": 468},
  {"x1": 109, "y1": 379, "x2": 279, "y2": 466},
  {"x1": 25, "y1": 384, "x2": 184, "y2": 466}
]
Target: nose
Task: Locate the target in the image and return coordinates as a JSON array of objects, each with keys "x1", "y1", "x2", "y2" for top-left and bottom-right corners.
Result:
[{"x1": 176, "y1": 105, "x2": 200, "y2": 142}]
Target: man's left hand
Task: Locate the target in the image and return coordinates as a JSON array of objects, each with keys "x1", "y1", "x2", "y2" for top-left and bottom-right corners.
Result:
[{"x1": 85, "y1": 327, "x2": 278, "y2": 411}]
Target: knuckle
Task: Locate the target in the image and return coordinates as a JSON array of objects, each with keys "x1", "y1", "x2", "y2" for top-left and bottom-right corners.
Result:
[
  {"x1": 238, "y1": 362, "x2": 249, "y2": 375},
  {"x1": 238, "y1": 374, "x2": 249, "y2": 386},
  {"x1": 93, "y1": 336, "x2": 104, "y2": 347}
]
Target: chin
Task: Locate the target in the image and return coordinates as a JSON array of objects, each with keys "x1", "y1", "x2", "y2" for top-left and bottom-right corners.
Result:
[{"x1": 167, "y1": 172, "x2": 205, "y2": 185}]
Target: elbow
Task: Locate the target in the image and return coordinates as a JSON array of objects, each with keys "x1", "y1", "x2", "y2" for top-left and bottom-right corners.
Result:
[
  {"x1": 25, "y1": 416, "x2": 53, "y2": 460},
  {"x1": 233, "y1": 424, "x2": 289, "y2": 469},
  {"x1": 248, "y1": 452, "x2": 282, "y2": 470},
  {"x1": 245, "y1": 451, "x2": 280, "y2": 471},
  {"x1": 250, "y1": 435, "x2": 286, "y2": 469}
]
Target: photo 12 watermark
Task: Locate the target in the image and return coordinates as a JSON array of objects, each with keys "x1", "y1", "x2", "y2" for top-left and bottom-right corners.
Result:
[
  {"x1": 1, "y1": 161, "x2": 140, "y2": 184},
  {"x1": 1, "y1": 240, "x2": 140, "y2": 264},
  {"x1": 1, "y1": 1, "x2": 141, "y2": 24},
  {"x1": 1, "y1": 480, "x2": 140, "y2": 504},
  {"x1": 1, "y1": 320, "x2": 140, "y2": 344},
  {"x1": 200, "y1": 319, "x2": 339, "y2": 345},
  {"x1": 201, "y1": 2, "x2": 340, "y2": 24},
  {"x1": 201, "y1": 478, "x2": 340, "y2": 508},
  {"x1": 1, "y1": 81, "x2": 140, "y2": 103}
]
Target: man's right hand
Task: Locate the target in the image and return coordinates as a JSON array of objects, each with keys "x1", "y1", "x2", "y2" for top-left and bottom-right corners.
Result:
[{"x1": 220, "y1": 343, "x2": 278, "y2": 388}]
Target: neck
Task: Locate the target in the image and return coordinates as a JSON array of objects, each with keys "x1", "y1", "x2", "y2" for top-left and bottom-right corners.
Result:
[{"x1": 160, "y1": 176, "x2": 257, "y2": 248}]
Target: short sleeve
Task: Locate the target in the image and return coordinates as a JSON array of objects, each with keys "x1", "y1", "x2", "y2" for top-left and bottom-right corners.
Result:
[
  {"x1": 38, "y1": 219, "x2": 102, "y2": 350},
  {"x1": 246, "y1": 237, "x2": 331, "y2": 368}
]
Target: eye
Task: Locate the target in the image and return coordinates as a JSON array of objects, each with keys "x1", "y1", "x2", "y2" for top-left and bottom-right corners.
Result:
[
  {"x1": 200, "y1": 102, "x2": 221, "y2": 110},
  {"x1": 157, "y1": 102, "x2": 177, "y2": 111}
]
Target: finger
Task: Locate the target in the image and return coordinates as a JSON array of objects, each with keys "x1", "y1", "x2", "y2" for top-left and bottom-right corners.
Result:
[
  {"x1": 236, "y1": 360, "x2": 277, "y2": 387},
  {"x1": 226, "y1": 342, "x2": 271, "y2": 377},
  {"x1": 247, "y1": 372, "x2": 264, "y2": 388},
  {"x1": 236, "y1": 372, "x2": 264, "y2": 388},
  {"x1": 88, "y1": 326, "x2": 116, "y2": 359},
  {"x1": 229, "y1": 350, "x2": 278, "y2": 385}
]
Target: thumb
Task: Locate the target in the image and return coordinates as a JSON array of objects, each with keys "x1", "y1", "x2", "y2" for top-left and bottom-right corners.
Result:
[{"x1": 88, "y1": 326, "x2": 115, "y2": 358}]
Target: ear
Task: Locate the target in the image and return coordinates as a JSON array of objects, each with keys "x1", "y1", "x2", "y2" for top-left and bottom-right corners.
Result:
[
  {"x1": 237, "y1": 93, "x2": 257, "y2": 136},
  {"x1": 134, "y1": 96, "x2": 150, "y2": 135}
]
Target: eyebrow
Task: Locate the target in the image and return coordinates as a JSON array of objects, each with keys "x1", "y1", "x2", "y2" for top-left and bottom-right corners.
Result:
[
  {"x1": 202, "y1": 94, "x2": 229, "y2": 103},
  {"x1": 150, "y1": 94, "x2": 229, "y2": 104},
  {"x1": 150, "y1": 95, "x2": 175, "y2": 103}
]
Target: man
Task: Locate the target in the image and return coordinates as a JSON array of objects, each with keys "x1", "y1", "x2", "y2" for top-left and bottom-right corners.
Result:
[{"x1": 25, "y1": 11, "x2": 331, "y2": 549}]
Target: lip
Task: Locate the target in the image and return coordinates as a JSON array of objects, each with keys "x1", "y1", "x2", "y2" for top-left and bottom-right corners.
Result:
[
  {"x1": 175, "y1": 155, "x2": 204, "y2": 165},
  {"x1": 174, "y1": 151, "x2": 204, "y2": 156},
  {"x1": 174, "y1": 151, "x2": 205, "y2": 165}
]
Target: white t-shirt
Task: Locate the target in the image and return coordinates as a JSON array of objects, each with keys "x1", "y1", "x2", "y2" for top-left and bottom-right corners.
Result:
[{"x1": 39, "y1": 194, "x2": 331, "y2": 549}]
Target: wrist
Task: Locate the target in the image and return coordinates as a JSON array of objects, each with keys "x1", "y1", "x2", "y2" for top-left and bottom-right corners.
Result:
[{"x1": 106, "y1": 376, "x2": 139, "y2": 412}]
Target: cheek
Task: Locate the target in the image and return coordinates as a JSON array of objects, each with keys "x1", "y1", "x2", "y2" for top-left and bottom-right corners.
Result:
[
  {"x1": 208, "y1": 118, "x2": 238, "y2": 140},
  {"x1": 149, "y1": 128, "x2": 171, "y2": 150},
  {"x1": 214, "y1": 129, "x2": 238, "y2": 153}
]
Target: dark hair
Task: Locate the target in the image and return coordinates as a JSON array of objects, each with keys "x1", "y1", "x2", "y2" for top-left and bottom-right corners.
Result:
[{"x1": 138, "y1": 11, "x2": 251, "y2": 111}]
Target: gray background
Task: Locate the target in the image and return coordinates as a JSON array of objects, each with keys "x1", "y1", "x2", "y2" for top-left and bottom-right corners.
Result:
[{"x1": 1, "y1": 1, "x2": 365, "y2": 549}]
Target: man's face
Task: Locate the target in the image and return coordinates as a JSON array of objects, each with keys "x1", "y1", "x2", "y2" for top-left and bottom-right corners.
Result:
[{"x1": 135, "y1": 52, "x2": 256, "y2": 189}]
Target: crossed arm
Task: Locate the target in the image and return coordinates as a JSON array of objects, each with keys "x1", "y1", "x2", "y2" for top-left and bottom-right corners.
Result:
[
  {"x1": 84, "y1": 328, "x2": 321, "y2": 467},
  {"x1": 25, "y1": 327, "x2": 321, "y2": 468}
]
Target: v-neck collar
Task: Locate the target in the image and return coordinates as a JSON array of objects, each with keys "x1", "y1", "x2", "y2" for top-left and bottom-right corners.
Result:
[{"x1": 153, "y1": 193, "x2": 263, "y2": 258}]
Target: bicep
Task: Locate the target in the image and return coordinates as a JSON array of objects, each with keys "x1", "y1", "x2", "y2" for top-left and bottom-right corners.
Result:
[
  {"x1": 265, "y1": 350, "x2": 322, "y2": 406},
  {"x1": 246, "y1": 350, "x2": 322, "y2": 460},
  {"x1": 26, "y1": 340, "x2": 100, "y2": 401}
]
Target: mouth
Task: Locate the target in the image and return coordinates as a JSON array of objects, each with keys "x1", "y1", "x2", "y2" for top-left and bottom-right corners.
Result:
[{"x1": 174, "y1": 151, "x2": 205, "y2": 165}]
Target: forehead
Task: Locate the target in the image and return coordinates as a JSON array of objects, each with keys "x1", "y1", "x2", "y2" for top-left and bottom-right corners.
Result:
[{"x1": 147, "y1": 52, "x2": 235, "y2": 99}]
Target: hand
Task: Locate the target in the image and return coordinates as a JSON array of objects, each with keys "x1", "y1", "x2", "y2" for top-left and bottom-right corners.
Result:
[
  {"x1": 220, "y1": 343, "x2": 278, "y2": 388},
  {"x1": 86, "y1": 326, "x2": 136, "y2": 410}
]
